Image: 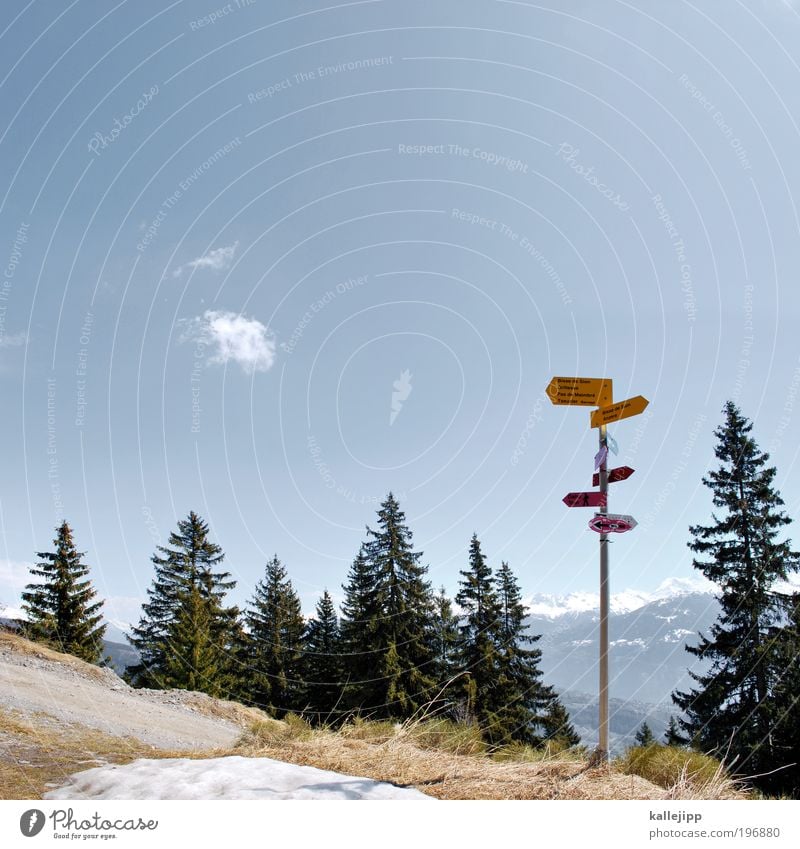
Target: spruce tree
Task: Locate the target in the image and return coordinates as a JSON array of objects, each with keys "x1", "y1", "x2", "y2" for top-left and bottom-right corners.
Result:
[
  {"x1": 361, "y1": 493, "x2": 437, "y2": 718},
  {"x1": 664, "y1": 715, "x2": 686, "y2": 746},
  {"x1": 432, "y1": 586, "x2": 460, "y2": 688},
  {"x1": 243, "y1": 554, "x2": 305, "y2": 715},
  {"x1": 492, "y1": 560, "x2": 569, "y2": 746},
  {"x1": 126, "y1": 511, "x2": 239, "y2": 694},
  {"x1": 634, "y1": 722, "x2": 656, "y2": 747},
  {"x1": 767, "y1": 593, "x2": 800, "y2": 797},
  {"x1": 541, "y1": 698, "x2": 581, "y2": 747},
  {"x1": 339, "y1": 545, "x2": 382, "y2": 712},
  {"x1": 22, "y1": 521, "x2": 106, "y2": 664},
  {"x1": 455, "y1": 534, "x2": 502, "y2": 732},
  {"x1": 672, "y1": 402, "x2": 800, "y2": 782},
  {"x1": 301, "y1": 590, "x2": 344, "y2": 723}
]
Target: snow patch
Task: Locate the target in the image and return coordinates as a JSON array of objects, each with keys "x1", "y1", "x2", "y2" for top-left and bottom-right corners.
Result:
[{"x1": 44, "y1": 756, "x2": 433, "y2": 801}]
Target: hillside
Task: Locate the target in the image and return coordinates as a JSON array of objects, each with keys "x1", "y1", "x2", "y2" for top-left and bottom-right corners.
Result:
[{"x1": 0, "y1": 630, "x2": 745, "y2": 800}]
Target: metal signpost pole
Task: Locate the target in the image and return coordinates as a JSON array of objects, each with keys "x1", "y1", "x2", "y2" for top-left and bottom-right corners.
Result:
[{"x1": 598, "y1": 423, "x2": 609, "y2": 762}]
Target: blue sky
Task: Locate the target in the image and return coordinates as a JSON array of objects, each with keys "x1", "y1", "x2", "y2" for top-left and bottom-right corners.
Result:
[{"x1": 1, "y1": 0, "x2": 800, "y2": 626}]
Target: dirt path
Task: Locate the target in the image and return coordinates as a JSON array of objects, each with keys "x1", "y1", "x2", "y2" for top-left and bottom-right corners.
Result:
[{"x1": 0, "y1": 635, "x2": 243, "y2": 751}]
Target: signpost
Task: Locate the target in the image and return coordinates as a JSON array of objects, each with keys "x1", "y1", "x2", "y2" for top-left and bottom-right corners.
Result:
[
  {"x1": 547, "y1": 377, "x2": 613, "y2": 407},
  {"x1": 590, "y1": 395, "x2": 649, "y2": 429},
  {"x1": 588, "y1": 513, "x2": 637, "y2": 534},
  {"x1": 549, "y1": 376, "x2": 648, "y2": 764},
  {"x1": 563, "y1": 491, "x2": 607, "y2": 508},
  {"x1": 593, "y1": 466, "x2": 635, "y2": 487}
]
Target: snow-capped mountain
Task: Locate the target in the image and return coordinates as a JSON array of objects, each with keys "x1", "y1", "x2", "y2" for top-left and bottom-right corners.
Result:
[
  {"x1": 524, "y1": 581, "x2": 723, "y2": 750},
  {"x1": 523, "y1": 576, "x2": 718, "y2": 619}
]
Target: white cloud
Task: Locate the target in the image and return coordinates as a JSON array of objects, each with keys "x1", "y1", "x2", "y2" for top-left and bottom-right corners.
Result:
[
  {"x1": 173, "y1": 241, "x2": 239, "y2": 278},
  {"x1": 0, "y1": 332, "x2": 27, "y2": 348},
  {"x1": 182, "y1": 310, "x2": 276, "y2": 374}
]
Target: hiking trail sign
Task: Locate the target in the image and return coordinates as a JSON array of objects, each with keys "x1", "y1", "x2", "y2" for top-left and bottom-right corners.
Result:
[
  {"x1": 546, "y1": 376, "x2": 613, "y2": 407},
  {"x1": 590, "y1": 395, "x2": 649, "y2": 429},
  {"x1": 563, "y1": 491, "x2": 607, "y2": 508}
]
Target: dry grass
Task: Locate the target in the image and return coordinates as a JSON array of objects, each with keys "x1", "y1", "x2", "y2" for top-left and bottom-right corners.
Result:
[
  {"x1": 617, "y1": 745, "x2": 746, "y2": 801},
  {"x1": 0, "y1": 707, "x2": 209, "y2": 800},
  {"x1": 177, "y1": 692, "x2": 273, "y2": 729},
  {"x1": 0, "y1": 631, "x2": 108, "y2": 681},
  {"x1": 234, "y1": 718, "x2": 668, "y2": 800}
]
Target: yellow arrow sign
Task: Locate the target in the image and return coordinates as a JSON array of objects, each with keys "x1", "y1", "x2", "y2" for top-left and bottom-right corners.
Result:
[
  {"x1": 590, "y1": 395, "x2": 649, "y2": 428},
  {"x1": 546, "y1": 376, "x2": 613, "y2": 407}
]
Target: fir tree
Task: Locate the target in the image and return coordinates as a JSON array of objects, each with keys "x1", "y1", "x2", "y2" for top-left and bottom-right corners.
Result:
[
  {"x1": 243, "y1": 554, "x2": 305, "y2": 715},
  {"x1": 126, "y1": 511, "x2": 239, "y2": 694},
  {"x1": 541, "y1": 698, "x2": 581, "y2": 747},
  {"x1": 672, "y1": 402, "x2": 800, "y2": 783},
  {"x1": 361, "y1": 493, "x2": 437, "y2": 718},
  {"x1": 635, "y1": 722, "x2": 656, "y2": 747},
  {"x1": 455, "y1": 534, "x2": 502, "y2": 731},
  {"x1": 767, "y1": 593, "x2": 800, "y2": 797},
  {"x1": 432, "y1": 586, "x2": 460, "y2": 688},
  {"x1": 301, "y1": 590, "x2": 344, "y2": 723},
  {"x1": 664, "y1": 715, "x2": 686, "y2": 746},
  {"x1": 339, "y1": 545, "x2": 382, "y2": 712},
  {"x1": 492, "y1": 560, "x2": 566, "y2": 746},
  {"x1": 21, "y1": 521, "x2": 106, "y2": 664}
]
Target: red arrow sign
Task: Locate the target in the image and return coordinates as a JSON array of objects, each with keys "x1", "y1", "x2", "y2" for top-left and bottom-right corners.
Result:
[
  {"x1": 563, "y1": 492, "x2": 607, "y2": 508},
  {"x1": 592, "y1": 466, "x2": 635, "y2": 487},
  {"x1": 588, "y1": 513, "x2": 637, "y2": 534}
]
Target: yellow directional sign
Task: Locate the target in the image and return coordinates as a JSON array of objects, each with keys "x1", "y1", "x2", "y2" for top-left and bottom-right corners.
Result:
[
  {"x1": 546, "y1": 377, "x2": 613, "y2": 407},
  {"x1": 590, "y1": 395, "x2": 649, "y2": 428}
]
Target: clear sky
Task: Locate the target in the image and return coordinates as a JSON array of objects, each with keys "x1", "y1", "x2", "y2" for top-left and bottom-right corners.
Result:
[{"x1": 1, "y1": 0, "x2": 799, "y2": 626}]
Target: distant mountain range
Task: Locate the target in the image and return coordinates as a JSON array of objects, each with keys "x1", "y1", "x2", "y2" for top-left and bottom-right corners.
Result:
[{"x1": 523, "y1": 578, "x2": 721, "y2": 750}]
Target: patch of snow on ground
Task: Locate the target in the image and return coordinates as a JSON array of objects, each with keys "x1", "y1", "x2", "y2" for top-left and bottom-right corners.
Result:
[{"x1": 44, "y1": 756, "x2": 433, "y2": 801}]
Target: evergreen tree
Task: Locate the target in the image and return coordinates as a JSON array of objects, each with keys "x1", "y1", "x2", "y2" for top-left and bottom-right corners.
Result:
[
  {"x1": 301, "y1": 590, "x2": 344, "y2": 723},
  {"x1": 339, "y1": 545, "x2": 382, "y2": 712},
  {"x1": 22, "y1": 521, "x2": 106, "y2": 664},
  {"x1": 541, "y1": 697, "x2": 581, "y2": 747},
  {"x1": 126, "y1": 511, "x2": 239, "y2": 695},
  {"x1": 672, "y1": 402, "x2": 800, "y2": 784},
  {"x1": 491, "y1": 560, "x2": 561, "y2": 746},
  {"x1": 243, "y1": 554, "x2": 305, "y2": 715},
  {"x1": 634, "y1": 722, "x2": 656, "y2": 747},
  {"x1": 664, "y1": 715, "x2": 686, "y2": 746},
  {"x1": 762, "y1": 592, "x2": 800, "y2": 797},
  {"x1": 361, "y1": 493, "x2": 437, "y2": 718},
  {"x1": 431, "y1": 586, "x2": 460, "y2": 688},
  {"x1": 455, "y1": 534, "x2": 502, "y2": 732}
]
